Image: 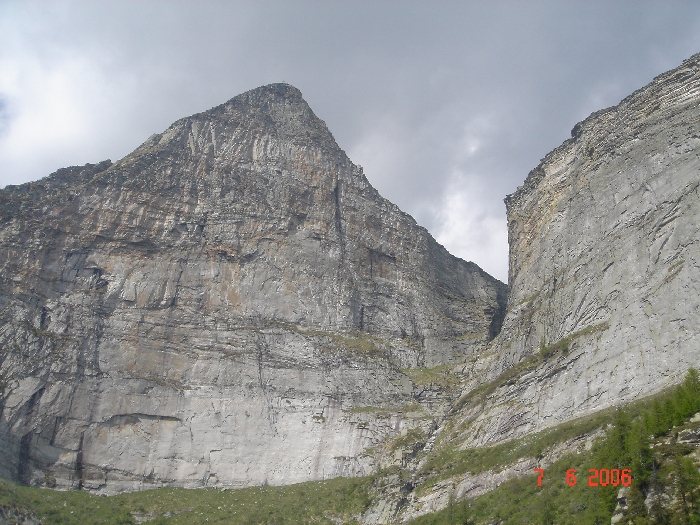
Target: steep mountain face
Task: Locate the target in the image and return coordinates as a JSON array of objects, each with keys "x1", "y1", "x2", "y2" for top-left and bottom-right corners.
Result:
[
  {"x1": 0, "y1": 84, "x2": 506, "y2": 493},
  {"x1": 449, "y1": 53, "x2": 700, "y2": 448},
  {"x1": 357, "y1": 52, "x2": 700, "y2": 525}
]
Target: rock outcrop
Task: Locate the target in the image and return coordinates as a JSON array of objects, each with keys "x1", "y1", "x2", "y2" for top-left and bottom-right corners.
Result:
[
  {"x1": 0, "y1": 84, "x2": 506, "y2": 493},
  {"x1": 453, "y1": 52, "x2": 700, "y2": 447}
]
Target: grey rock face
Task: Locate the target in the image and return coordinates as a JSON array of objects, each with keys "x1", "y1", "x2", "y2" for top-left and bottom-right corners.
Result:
[
  {"x1": 0, "y1": 84, "x2": 505, "y2": 492},
  {"x1": 357, "y1": 52, "x2": 700, "y2": 525},
  {"x1": 458, "y1": 53, "x2": 700, "y2": 446}
]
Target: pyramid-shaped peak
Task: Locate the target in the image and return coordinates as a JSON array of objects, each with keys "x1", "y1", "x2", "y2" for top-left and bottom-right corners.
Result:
[
  {"x1": 192, "y1": 82, "x2": 343, "y2": 155},
  {"x1": 223, "y1": 82, "x2": 307, "y2": 111},
  {"x1": 242, "y1": 82, "x2": 304, "y2": 100}
]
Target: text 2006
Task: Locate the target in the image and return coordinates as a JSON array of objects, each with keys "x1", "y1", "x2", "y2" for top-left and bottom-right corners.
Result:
[
  {"x1": 534, "y1": 468, "x2": 633, "y2": 488},
  {"x1": 586, "y1": 468, "x2": 632, "y2": 487}
]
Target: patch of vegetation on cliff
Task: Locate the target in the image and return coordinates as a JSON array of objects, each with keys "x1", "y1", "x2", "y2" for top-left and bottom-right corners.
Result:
[
  {"x1": 325, "y1": 332, "x2": 386, "y2": 356},
  {"x1": 403, "y1": 365, "x2": 461, "y2": 389},
  {"x1": 457, "y1": 321, "x2": 609, "y2": 407},
  {"x1": 538, "y1": 321, "x2": 609, "y2": 359},
  {"x1": 0, "y1": 476, "x2": 374, "y2": 525},
  {"x1": 410, "y1": 369, "x2": 700, "y2": 524},
  {"x1": 390, "y1": 427, "x2": 428, "y2": 452}
]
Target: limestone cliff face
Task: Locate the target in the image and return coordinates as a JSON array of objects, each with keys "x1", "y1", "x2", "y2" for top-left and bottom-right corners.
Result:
[
  {"x1": 457, "y1": 53, "x2": 700, "y2": 447},
  {"x1": 0, "y1": 84, "x2": 506, "y2": 492},
  {"x1": 359, "y1": 52, "x2": 700, "y2": 525}
]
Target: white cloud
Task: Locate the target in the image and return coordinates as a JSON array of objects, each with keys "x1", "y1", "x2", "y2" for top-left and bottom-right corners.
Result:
[
  {"x1": 0, "y1": 20, "x2": 140, "y2": 186},
  {"x1": 0, "y1": 56, "x2": 92, "y2": 181},
  {"x1": 434, "y1": 174, "x2": 509, "y2": 283},
  {"x1": 347, "y1": 117, "x2": 404, "y2": 194}
]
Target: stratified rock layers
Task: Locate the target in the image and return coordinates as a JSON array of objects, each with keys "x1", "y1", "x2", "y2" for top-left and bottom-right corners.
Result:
[
  {"x1": 461, "y1": 53, "x2": 700, "y2": 446},
  {"x1": 0, "y1": 84, "x2": 505, "y2": 492}
]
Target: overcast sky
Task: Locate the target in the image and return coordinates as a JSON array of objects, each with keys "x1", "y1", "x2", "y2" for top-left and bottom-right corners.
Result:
[{"x1": 1, "y1": 1, "x2": 699, "y2": 281}]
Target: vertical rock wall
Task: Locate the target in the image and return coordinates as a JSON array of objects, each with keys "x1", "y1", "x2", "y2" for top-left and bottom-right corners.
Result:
[{"x1": 459, "y1": 53, "x2": 700, "y2": 446}]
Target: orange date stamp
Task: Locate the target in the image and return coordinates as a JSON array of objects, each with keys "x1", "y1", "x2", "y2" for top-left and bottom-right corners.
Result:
[{"x1": 534, "y1": 467, "x2": 632, "y2": 488}]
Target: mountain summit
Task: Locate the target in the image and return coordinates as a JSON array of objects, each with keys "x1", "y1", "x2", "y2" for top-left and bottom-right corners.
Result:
[{"x1": 0, "y1": 83, "x2": 505, "y2": 492}]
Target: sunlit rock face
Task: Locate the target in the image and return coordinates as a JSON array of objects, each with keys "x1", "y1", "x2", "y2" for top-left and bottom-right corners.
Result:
[
  {"x1": 455, "y1": 53, "x2": 700, "y2": 447},
  {"x1": 0, "y1": 83, "x2": 505, "y2": 493}
]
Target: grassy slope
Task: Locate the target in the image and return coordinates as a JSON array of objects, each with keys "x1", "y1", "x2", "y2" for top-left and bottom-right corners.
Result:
[
  {"x1": 415, "y1": 407, "x2": 612, "y2": 496},
  {"x1": 410, "y1": 422, "x2": 700, "y2": 525},
  {"x1": 0, "y1": 477, "x2": 374, "y2": 525},
  {"x1": 415, "y1": 373, "x2": 697, "y2": 495}
]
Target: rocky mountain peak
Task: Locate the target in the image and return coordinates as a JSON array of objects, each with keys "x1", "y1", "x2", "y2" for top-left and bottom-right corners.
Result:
[
  {"x1": 215, "y1": 81, "x2": 314, "y2": 127},
  {"x1": 0, "y1": 76, "x2": 506, "y2": 493},
  {"x1": 230, "y1": 82, "x2": 305, "y2": 105},
  {"x1": 206, "y1": 81, "x2": 339, "y2": 154},
  {"x1": 121, "y1": 81, "x2": 344, "y2": 180}
]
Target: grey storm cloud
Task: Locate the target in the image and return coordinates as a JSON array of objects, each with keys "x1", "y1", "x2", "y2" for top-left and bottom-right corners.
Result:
[{"x1": 1, "y1": 1, "x2": 700, "y2": 281}]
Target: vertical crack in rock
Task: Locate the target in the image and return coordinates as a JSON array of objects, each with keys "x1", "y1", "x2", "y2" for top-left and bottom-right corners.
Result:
[
  {"x1": 488, "y1": 285, "x2": 508, "y2": 340},
  {"x1": 333, "y1": 177, "x2": 345, "y2": 261},
  {"x1": 256, "y1": 338, "x2": 265, "y2": 391},
  {"x1": 75, "y1": 431, "x2": 85, "y2": 489},
  {"x1": 17, "y1": 432, "x2": 32, "y2": 484}
]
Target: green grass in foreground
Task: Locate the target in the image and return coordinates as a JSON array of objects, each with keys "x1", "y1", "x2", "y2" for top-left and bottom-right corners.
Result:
[{"x1": 0, "y1": 476, "x2": 374, "y2": 525}]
